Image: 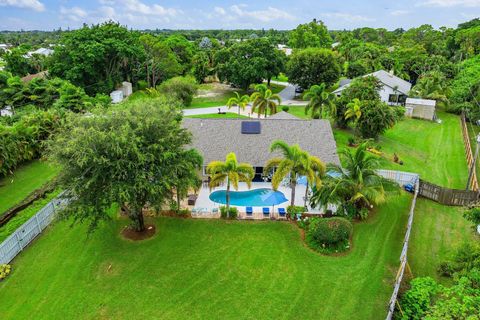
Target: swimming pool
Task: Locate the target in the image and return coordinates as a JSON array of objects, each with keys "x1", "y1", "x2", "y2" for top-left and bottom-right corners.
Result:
[{"x1": 209, "y1": 188, "x2": 288, "y2": 207}]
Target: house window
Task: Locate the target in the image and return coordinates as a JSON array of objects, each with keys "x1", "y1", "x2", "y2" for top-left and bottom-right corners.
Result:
[{"x1": 388, "y1": 94, "x2": 407, "y2": 104}]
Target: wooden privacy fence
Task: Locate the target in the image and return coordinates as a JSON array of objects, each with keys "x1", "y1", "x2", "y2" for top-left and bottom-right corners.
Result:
[
  {"x1": 418, "y1": 179, "x2": 479, "y2": 206},
  {"x1": 386, "y1": 176, "x2": 420, "y2": 320},
  {"x1": 461, "y1": 112, "x2": 479, "y2": 191},
  {"x1": 0, "y1": 193, "x2": 68, "y2": 264}
]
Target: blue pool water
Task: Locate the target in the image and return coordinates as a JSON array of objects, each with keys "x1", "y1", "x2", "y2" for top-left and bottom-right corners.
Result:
[{"x1": 209, "y1": 188, "x2": 288, "y2": 207}]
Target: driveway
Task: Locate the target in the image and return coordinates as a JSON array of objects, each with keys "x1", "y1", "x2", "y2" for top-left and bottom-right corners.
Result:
[{"x1": 269, "y1": 80, "x2": 308, "y2": 106}]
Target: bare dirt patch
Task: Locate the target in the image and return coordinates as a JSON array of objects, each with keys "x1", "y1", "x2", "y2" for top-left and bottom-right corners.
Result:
[{"x1": 121, "y1": 224, "x2": 156, "y2": 241}]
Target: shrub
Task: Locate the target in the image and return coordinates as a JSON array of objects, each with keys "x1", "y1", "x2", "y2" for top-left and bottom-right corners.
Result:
[
  {"x1": 158, "y1": 76, "x2": 198, "y2": 107},
  {"x1": 0, "y1": 264, "x2": 11, "y2": 281},
  {"x1": 137, "y1": 80, "x2": 148, "y2": 91},
  {"x1": 220, "y1": 206, "x2": 238, "y2": 219},
  {"x1": 287, "y1": 205, "x2": 305, "y2": 219},
  {"x1": 281, "y1": 106, "x2": 289, "y2": 112},
  {"x1": 306, "y1": 217, "x2": 353, "y2": 253},
  {"x1": 399, "y1": 277, "x2": 439, "y2": 320},
  {"x1": 437, "y1": 243, "x2": 480, "y2": 277}
]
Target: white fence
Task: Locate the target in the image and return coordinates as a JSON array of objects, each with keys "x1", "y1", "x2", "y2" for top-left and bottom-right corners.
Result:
[
  {"x1": 0, "y1": 193, "x2": 68, "y2": 264},
  {"x1": 384, "y1": 173, "x2": 420, "y2": 320},
  {"x1": 377, "y1": 169, "x2": 419, "y2": 186}
]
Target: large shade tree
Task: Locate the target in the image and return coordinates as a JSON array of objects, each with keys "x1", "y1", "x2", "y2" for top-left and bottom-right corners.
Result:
[
  {"x1": 206, "y1": 153, "x2": 254, "y2": 215},
  {"x1": 48, "y1": 98, "x2": 201, "y2": 232},
  {"x1": 310, "y1": 143, "x2": 398, "y2": 219},
  {"x1": 286, "y1": 48, "x2": 341, "y2": 89},
  {"x1": 264, "y1": 140, "x2": 324, "y2": 207},
  {"x1": 288, "y1": 19, "x2": 333, "y2": 49}
]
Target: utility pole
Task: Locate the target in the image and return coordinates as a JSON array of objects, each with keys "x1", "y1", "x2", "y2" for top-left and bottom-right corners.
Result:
[{"x1": 466, "y1": 134, "x2": 480, "y2": 191}]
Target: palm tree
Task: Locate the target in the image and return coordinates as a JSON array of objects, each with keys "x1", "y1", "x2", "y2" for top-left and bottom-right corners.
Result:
[
  {"x1": 227, "y1": 92, "x2": 250, "y2": 115},
  {"x1": 304, "y1": 83, "x2": 336, "y2": 118},
  {"x1": 344, "y1": 98, "x2": 362, "y2": 123},
  {"x1": 410, "y1": 71, "x2": 452, "y2": 108},
  {"x1": 264, "y1": 140, "x2": 319, "y2": 207},
  {"x1": 310, "y1": 143, "x2": 399, "y2": 219},
  {"x1": 207, "y1": 152, "x2": 255, "y2": 216},
  {"x1": 250, "y1": 84, "x2": 281, "y2": 118},
  {"x1": 301, "y1": 155, "x2": 326, "y2": 207}
]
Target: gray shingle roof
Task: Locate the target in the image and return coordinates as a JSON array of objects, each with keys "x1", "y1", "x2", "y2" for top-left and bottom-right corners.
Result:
[
  {"x1": 334, "y1": 70, "x2": 412, "y2": 95},
  {"x1": 182, "y1": 116, "x2": 340, "y2": 167}
]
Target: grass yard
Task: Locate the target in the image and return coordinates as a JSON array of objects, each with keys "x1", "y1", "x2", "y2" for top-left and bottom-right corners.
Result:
[
  {"x1": 408, "y1": 198, "x2": 478, "y2": 282},
  {"x1": 332, "y1": 111, "x2": 468, "y2": 188},
  {"x1": 0, "y1": 194, "x2": 411, "y2": 320},
  {"x1": 190, "y1": 83, "x2": 285, "y2": 109},
  {"x1": 0, "y1": 160, "x2": 59, "y2": 214},
  {"x1": 185, "y1": 113, "x2": 249, "y2": 119}
]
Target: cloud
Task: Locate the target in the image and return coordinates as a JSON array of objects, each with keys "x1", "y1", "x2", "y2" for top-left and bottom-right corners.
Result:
[
  {"x1": 417, "y1": 0, "x2": 480, "y2": 7},
  {"x1": 60, "y1": 6, "x2": 88, "y2": 22},
  {"x1": 390, "y1": 10, "x2": 409, "y2": 16},
  {"x1": 0, "y1": 0, "x2": 45, "y2": 12},
  {"x1": 214, "y1": 6, "x2": 226, "y2": 15},
  {"x1": 320, "y1": 12, "x2": 374, "y2": 22},
  {"x1": 121, "y1": 0, "x2": 178, "y2": 17},
  {"x1": 229, "y1": 5, "x2": 295, "y2": 22}
]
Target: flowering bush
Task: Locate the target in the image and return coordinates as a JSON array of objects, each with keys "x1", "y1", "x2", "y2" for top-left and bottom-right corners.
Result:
[{"x1": 0, "y1": 264, "x2": 11, "y2": 281}]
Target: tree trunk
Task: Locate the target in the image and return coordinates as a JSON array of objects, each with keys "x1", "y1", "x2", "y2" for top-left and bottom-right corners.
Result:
[
  {"x1": 226, "y1": 179, "x2": 231, "y2": 218},
  {"x1": 267, "y1": 77, "x2": 271, "y2": 86},
  {"x1": 176, "y1": 188, "x2": 181, "y2": 213},
  {"x1": 129, "y1": 206, "x2": 146, "y2": 232},
  {"x1": 290, "y1": 177, "x2": 296, "y2": 207},
  {"x1": 304, "y1": 182, "x2": 309, "y2": 207}
]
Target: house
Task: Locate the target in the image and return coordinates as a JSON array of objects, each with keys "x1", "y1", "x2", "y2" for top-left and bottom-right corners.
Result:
[
  {"x1": 24, "y1": 48, "x2": 54, "y2": 58},
  {"x1": 0, "y1": 44, "x2": 11, "y2": 51},
  {"x1": 277, "y1": 44, "x2": 293, "y2": 56},
  {"x1": 405, "y1": 98, "x2": 436, "y2": 120},
  {"x1": 333, "y1": 70, "x2": 412, "y2": 106},
  {"x1": 182, "y1": 112, "x2": 340, "y2": 181}
]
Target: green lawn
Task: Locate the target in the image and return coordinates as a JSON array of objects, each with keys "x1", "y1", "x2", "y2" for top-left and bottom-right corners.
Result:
[
  {"x1": 185, "y1": 113, "x2": 249, "y2": 119},
  {"x1": 190, "y1": 83, "x2": 286, "y2": 109},
  {"x1": 0, "y1": 160, "x2": 59, "y2": 214},
  {"x1": 0, "y1": 194, "x2": 411, "y2": 320},
  {"x1": 409, "y1": 198, "x2": 478, "y2": 282}
]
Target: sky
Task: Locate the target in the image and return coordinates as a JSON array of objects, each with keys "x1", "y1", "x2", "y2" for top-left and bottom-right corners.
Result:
[{"x1": 0, "y1": 0, "x2": 479, "y2": 31}]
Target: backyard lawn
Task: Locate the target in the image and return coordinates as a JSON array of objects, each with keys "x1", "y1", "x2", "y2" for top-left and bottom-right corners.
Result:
[
  {"x1": 0, "y1": 160, "x2": 59, "y2": 214},
  {"x1": 0, "y1": 194, "x2": 411, "y2": 320}
]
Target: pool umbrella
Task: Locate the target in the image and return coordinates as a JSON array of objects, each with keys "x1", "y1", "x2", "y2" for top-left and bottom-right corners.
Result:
[{"x1": 261, "y1": 191, "x2": 289, "y2": 218}]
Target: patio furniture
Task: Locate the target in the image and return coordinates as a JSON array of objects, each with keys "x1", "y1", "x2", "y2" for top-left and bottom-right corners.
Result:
[
  {"x1": 278, "y1": 208, "x2": 286, "y2": 218},
  {"x1": 246, "y1": 207, "x2": 253, "y2": 217},
  {"x1": 263, "y1": 207, "x2": 270, "y2": 218}
]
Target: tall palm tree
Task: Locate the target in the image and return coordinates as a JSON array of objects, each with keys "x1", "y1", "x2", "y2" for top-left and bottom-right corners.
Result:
[
  {"x1": 264, "y1": 140, "x2": 315, "y2": 207},
  {"x1": 303, "y1": 83, "x2": 336, "y2": 118},
  {"x1": 207, "y1": 152, "x2": 255, "y2": 216},
  {"x1": 250, "y1": 84, "x2": 281, "y2": 118},
  {"x1": 344, "y1": 98, "x2": 362, "y2": 122},
  {"x1": 227, "y1": 92, "x2": 250, "y2": 115},
  {"x1": 310, "y1": 143, "x2": 398, "y2": 219},
  {"x1": 301, "y1": 155, "x2": 326, "y2": 207}
]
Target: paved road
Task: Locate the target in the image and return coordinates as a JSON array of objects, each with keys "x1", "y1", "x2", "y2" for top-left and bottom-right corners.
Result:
[{"x1": 269, "y1": 80, "x2": 308, "y2": 106}]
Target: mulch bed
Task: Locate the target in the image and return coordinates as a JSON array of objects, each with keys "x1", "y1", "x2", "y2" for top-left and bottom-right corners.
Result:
[{"x1": 121, "y1": 224, "x2": 156, "y2": 241}]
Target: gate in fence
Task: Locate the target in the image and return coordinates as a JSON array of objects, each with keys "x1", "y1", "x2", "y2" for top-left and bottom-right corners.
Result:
[{"x1": 0, "y1": 193, "x2": 68, "y2": 264}]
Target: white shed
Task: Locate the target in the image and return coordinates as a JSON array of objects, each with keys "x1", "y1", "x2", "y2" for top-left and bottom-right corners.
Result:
[
  {"x1": 405, "y1": 98, "x2": 436, "y2": 120},
  {"x1": 110, "y1": 90, "x2": 124, "y2": 104}
]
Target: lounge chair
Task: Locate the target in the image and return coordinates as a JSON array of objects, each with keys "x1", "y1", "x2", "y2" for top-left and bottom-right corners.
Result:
[
  {"x1": 246, "y1": 207, "x2": 253, "y2": 217},
  {"x1": 278, "y1": 208, "x2": 286, "y2": 218},
  {"x1": 263, "y1": 207, "x2": 270, "y2": 218}
]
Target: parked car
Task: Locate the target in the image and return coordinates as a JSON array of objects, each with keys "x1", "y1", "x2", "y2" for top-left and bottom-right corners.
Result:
[{"x1": 295, "y1": 86, "x2": 304, "y2": 94}]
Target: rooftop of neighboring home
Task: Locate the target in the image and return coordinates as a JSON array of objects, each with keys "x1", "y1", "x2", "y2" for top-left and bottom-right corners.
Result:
[
  {"x1": 334, "y1": 70, "x2": 412, "y2": 95},
  {"x1": 405, "y1": 98, "x2": 437, "y2": 107},
  {"x1": 24, "y1": 47, "x2": 54, "y2": 58},
  {"x1": 182, "y1": 112, "x2": 340, "y2": 168}
]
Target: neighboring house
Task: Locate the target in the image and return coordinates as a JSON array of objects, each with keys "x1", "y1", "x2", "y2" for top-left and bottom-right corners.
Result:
[
  {"x1": 333, "y1": 70, "x2": 412, "y2": 106},
  {"x1": 405, "y1": 98, "x2": 436, "y2": 121},
  {"x1": 0, "y1": 43, "x2": 11, "y2": 51},
  {"x1": 182, "y1": 112, "x2": 340, "y2": 181},
  {"x1": 277, "y1": 44, "x2": 292, "y2": 56},
  {"x1": 24, "y1": 48, "x2": 54, "y2": 58}
]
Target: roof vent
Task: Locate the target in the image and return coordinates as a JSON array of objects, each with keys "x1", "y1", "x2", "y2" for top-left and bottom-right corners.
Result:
[{"x1": 241, "y1": 121, "x2": 261, "y2": 134}]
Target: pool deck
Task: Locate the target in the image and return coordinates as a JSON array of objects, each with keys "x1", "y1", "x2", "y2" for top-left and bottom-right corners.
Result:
[{"x1": 192, "y1": 182, "x2": 322, "y2": 219}]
